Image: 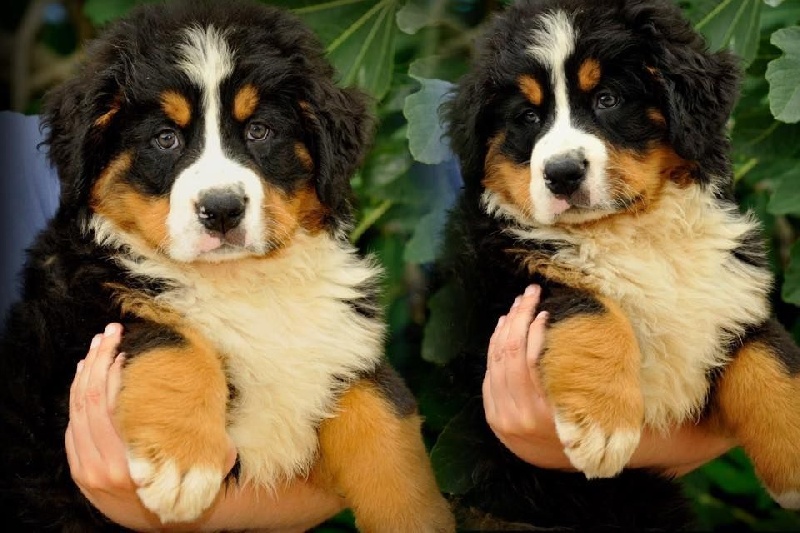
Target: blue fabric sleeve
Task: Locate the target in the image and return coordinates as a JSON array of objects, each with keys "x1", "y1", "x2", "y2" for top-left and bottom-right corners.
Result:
[{"x1": 0, "y1": 111, "x2": 61, "y2": 322}]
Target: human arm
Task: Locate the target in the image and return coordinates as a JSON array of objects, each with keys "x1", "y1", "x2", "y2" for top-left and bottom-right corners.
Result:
[
  {"x1": 66, "y1": 324, "x2": 344, "y2": 532},
  {"x1": 482, "y1": 286, "x2": 736, "y2": 477}
]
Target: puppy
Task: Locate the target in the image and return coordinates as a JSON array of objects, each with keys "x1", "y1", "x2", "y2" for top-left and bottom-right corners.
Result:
[
  {"x1": 438, "y1": 0, "x2": 800, "y2": 528},
  {"x1": 0, "y1": 1, "x2": 453, "y2": 531}
]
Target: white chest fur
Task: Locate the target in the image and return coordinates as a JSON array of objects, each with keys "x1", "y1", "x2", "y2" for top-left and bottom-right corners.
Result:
[
  {"x1": 514, "y1": 184, "x2": 773, "y2": 429},
  {"x1": 113, "y1": 231, "x2": 385, "y2": 487}
]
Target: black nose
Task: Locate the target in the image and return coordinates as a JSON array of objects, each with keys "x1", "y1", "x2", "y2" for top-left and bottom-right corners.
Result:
[
  {"x1": 544, "y1": 156, "x2": 587, "y2": 197},
  {"x1": 196, "y1": 190, "x2": 247, "y2": 234}
]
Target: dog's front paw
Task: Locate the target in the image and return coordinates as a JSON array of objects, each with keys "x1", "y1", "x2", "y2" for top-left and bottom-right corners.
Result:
[
  {"x1": 127, "y1": 451, "x2": 226, "y2": 523},
  {"x1": 554, "y1": 414, "x2": 640, "y2": 479}
]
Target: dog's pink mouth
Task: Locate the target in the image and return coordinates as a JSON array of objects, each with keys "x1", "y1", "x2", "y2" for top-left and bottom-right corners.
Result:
[
  {"x1": 197, "y1": 234, "x2": 223, "y2": 253},
  {"x1": 551, "y1": 196, "x2": 571, "y2": 215}
]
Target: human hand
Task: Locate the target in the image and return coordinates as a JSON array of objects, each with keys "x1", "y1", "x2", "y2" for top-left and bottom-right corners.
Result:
[
  {"x1": 482, "y1": 285, "x2": 573, "y2": 469},
  {"x1": 65, "y1": 323, "x2": 236, "y2": 529}
]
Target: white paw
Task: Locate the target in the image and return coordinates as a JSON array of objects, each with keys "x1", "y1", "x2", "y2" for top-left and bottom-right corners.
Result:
[
  {"x1": 554, "y1": 415, "x2": 640, "y2": 479},
  {"x1": 768, "y1": 490, "x2": 800, "y2": 510},
  {"x1": 128, "y1": 453, "x2": 224, "y2": 523}
]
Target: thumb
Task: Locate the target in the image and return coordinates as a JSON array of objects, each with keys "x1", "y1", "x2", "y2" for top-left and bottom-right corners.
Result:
[{"x1": 526, "y1": 311, "x2": 548, "y2": 387}]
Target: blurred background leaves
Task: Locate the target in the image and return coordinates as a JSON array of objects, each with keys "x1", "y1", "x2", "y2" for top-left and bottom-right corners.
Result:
[{"x1": 1, "y1": 0, "x2": 798, "y2": 530}]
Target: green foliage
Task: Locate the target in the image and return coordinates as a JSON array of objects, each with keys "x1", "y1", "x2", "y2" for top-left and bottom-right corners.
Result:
[{"x1": 54, "y1": 0, "x2": 800, "y2": 530}]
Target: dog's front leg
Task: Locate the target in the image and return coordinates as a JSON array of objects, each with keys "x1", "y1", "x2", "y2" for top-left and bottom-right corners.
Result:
[
  {"x1": 315, "y1": 366, "x2": 455, "y2": 533},
  {"x1": 114, "y1": 322, "x2": 230, "y2": 524},
  {"x1": 539, "y1": 288, "x2": 644, "y2": 479}
]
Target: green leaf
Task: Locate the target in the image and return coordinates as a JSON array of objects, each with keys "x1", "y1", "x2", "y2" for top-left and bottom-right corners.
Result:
[
  {"x1": 396, "y1": 0, "x2": 433, "y2": 35},
  {"x1": 690, "y1": 0, "x2": 763, "y2": 66},
  {"x1": 404, "y1": 210, "x2": 445, "y2": 264},
  {"x1": 422, "y1": 282, "x2": 467, "y2": 365},
  {"x1": 270, "y1": 0, "x2": 401, "y2": 100},
  {"x1": 83, "y1": 0, "x2": 148, "y2": 26},
  {"x1": 767, "y1": 170, "x2": 800, "y2": 215},
  {"x1": 404, "y1": 75, "x2": 454, "y2": 164},
  {"x1": 766, "y1": 27, "x2": 800, "y2": 123},
  {"x1": 783, "y1": 241, "x2": 800, "y2": 305},
  {"x1": 430, "y1": 402, "x2": 484, "y2": 494}
]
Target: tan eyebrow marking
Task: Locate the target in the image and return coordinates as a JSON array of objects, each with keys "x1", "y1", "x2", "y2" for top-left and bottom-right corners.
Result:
[
  {"x1": 578, "y1": 59, "x2": 602, "y2": 92},
  {"x1": 518, "y1": 75, "x2": 543, "y2": 106},
  {"x1": 233, "y1": 84, "x2": 259, "y2": 122},
  {"x1": 161, "y1": 91, "x2": 192, "y2": 127}
]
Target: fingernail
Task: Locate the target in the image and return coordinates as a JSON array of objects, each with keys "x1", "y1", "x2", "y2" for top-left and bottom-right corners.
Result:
[
  {"x1": 104, "y1": 323, "x2": 118, "y2": 337},
  {"x1": 538, "y1": 311, "x2": 549, "y2": 322},
  {"x1": 90, "y1": 335, "x2": 101, "y2": 349},
  {"x1": 76, "y1": 360, "x2": 84, "y2": 373},
  {"x1": 524, "y1": 285, "x2": 539, "y2": 296},
  {"x1": 115, "y1": 353, "x2": 127, "y2": 365}
]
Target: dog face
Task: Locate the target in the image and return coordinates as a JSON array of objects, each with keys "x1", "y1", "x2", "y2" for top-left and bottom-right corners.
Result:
[
  {"x1": 446, "y1": 0, "x2": 740, "y2": 226},
  {"x1": 43, "y1": 0, "x2": 372, "y2": 262}
]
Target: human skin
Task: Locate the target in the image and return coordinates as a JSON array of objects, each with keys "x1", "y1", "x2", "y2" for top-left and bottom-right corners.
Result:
[
  {"x1": 66, "y1": 324, "x2": 344, "y2": 532},
  {"x1": 482, "y1": 285, "x2": 736, "y2": 478}
]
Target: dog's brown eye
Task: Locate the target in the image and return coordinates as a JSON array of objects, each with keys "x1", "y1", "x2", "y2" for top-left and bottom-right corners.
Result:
[
  {"x1": 247, "y1": 122, "x2": 271, "y2": 142},
  {"x1": 595, "y1": 90, "x2": 621, "y2": 110},
  {"x1": 520, "y1": 109, "x2": 541, "y2": 125},
  {"x1": 155, "y1": 129, "x2": 180, "y2": 150}
]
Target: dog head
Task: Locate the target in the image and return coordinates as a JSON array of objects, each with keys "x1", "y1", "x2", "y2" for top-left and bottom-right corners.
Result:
[
  {"x1": 445, "y1": 0, "x2": 740, "y2": 227},
  {"x1": 43, "y1": 0, "x2": 372, "y2": 262}
]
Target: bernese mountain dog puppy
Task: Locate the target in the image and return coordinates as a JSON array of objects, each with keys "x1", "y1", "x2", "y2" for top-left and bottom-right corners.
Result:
[
  {"x1": 0, "y1": 1, "x2": 453, "y2": 531},
  {"x1": 438, "y1": 0, "x2": 800, "y2": 529}
]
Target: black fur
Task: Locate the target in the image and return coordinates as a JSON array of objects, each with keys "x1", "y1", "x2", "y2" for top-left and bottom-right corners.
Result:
[{"x1": 0, "y1": 1, "x2": 373, "y2": 529}]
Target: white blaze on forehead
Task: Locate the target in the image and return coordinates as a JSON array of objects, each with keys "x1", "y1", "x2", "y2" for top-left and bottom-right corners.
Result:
[
  {"x1": 168, "y1": 26, "x2": 266, "y2": 262},
  {"x1": 525, "y1": 11, "x2": 610, "y2": 225}
]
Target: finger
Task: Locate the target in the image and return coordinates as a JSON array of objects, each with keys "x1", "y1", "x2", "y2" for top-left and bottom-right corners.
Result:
[
  {"x1": 526, "y1": 311, "x2": 549, "y2": 394},
  {"x1": 106, "y1": 353, "x2": 125, "y2": 416},
  {"x1": 69, "y1": 342, "x2": 105, "y2": 468},
  {"x1": 65, "y1": 423, "x2": 83, "y2": 477},
  {"x1": 504, "y1": 286, "x2": 541, "y2": 408},
  {"x1": 482, "y1": 370, "x2": 496, "y2": 421},
  {"x1": 84, "y1": 325, "x2": 128, "y2": 465}
]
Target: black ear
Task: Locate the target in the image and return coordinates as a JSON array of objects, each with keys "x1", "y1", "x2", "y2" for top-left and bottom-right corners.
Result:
[
  {"x1": 443, "y1": 69, "x2": 491, "y2": 196},
  {"x1": 304, "y1": 80, "x2": 374, "y2": 231},
  {"x1": 626, "y1": 0, "x2": 741, "y2": 174},
  {"x1": 40, "y1": 58, "x2": 123, "y2": 211}
]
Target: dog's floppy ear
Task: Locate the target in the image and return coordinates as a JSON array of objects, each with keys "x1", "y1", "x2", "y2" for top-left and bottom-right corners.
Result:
[
  {"x1": 40, "y1": 59, "x2": 123, "y2": 210},
  {"x1": 303, "y1": 78, "x2": 374, "y2": 231},
  {"x1": 627, "y1": 0, "x2": 741, "y2": 171},
  {"x1": 443, "y1": 69, "x2": 491, "y2": 195}
]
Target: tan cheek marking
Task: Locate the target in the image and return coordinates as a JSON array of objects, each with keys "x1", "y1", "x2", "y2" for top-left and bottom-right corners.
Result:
[
  {"x1": 518, "y1": 75, "x2": 543, "y2": 106},
  {"x1": 605, "y1": 143, "x2": 694, "y2": 214},
  {"x1": 261, "y1": 182, "x2": 328, "y2": 246},
  {"x1": 161, "y1": 91, "x2": 192, "y2": 128},
  {"x1": 578, "y1": 59, "x2": 602, "y2": 92},
  {"x1": 315, "y1": 380, "x2": 455, "y2": 531},
  {"x1": 233, "y1": 84, "x2": 259, "y2": 122},
  {"x1": 713, "y1": 341, "x2": 800, "y2": 497},
  {"x1": 91, "y1": 152, "x2": 170, "y2": 250},
  {"x1": 483, "y1": 133, "x2": 533, "y2": 216},
  {"x1": 295, "y1": 142, "x2": 314, "y2": 172}
]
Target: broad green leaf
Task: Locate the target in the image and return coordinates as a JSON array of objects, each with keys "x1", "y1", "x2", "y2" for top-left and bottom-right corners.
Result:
[
  {"x1": 270, "y1": 0, "x2": 401, "y2": 100},
  {"x1": 404, "y1": 74, "x2": 454, "y2": 164},
  {"x1": 83, "y1": 0, "x2": 153, "y2": 25},
  {"x1": 430, "y1": 402, "x2": 484, "y2": 494},
  {"x1": 404, "y1": 211, "x2": 445, "y2": 264},
  {"x1": 690, "y1": 0, "x2": 763, "y2": 66},
  {"x1": 421, "y1": 282, "x2": 467, "y2": 365},
  {"x1": 767, "y1": 170, "x2": 800, "y2": 215},
  {"x1": 766, "y1": 27, "x2": 800, "y2": 123},
  {"x1": 396, "y1": 0, "x2": 433, "y2": 34},
  {"x1": 783, "y1": 241, "x2": 800, "y2": 305}
]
